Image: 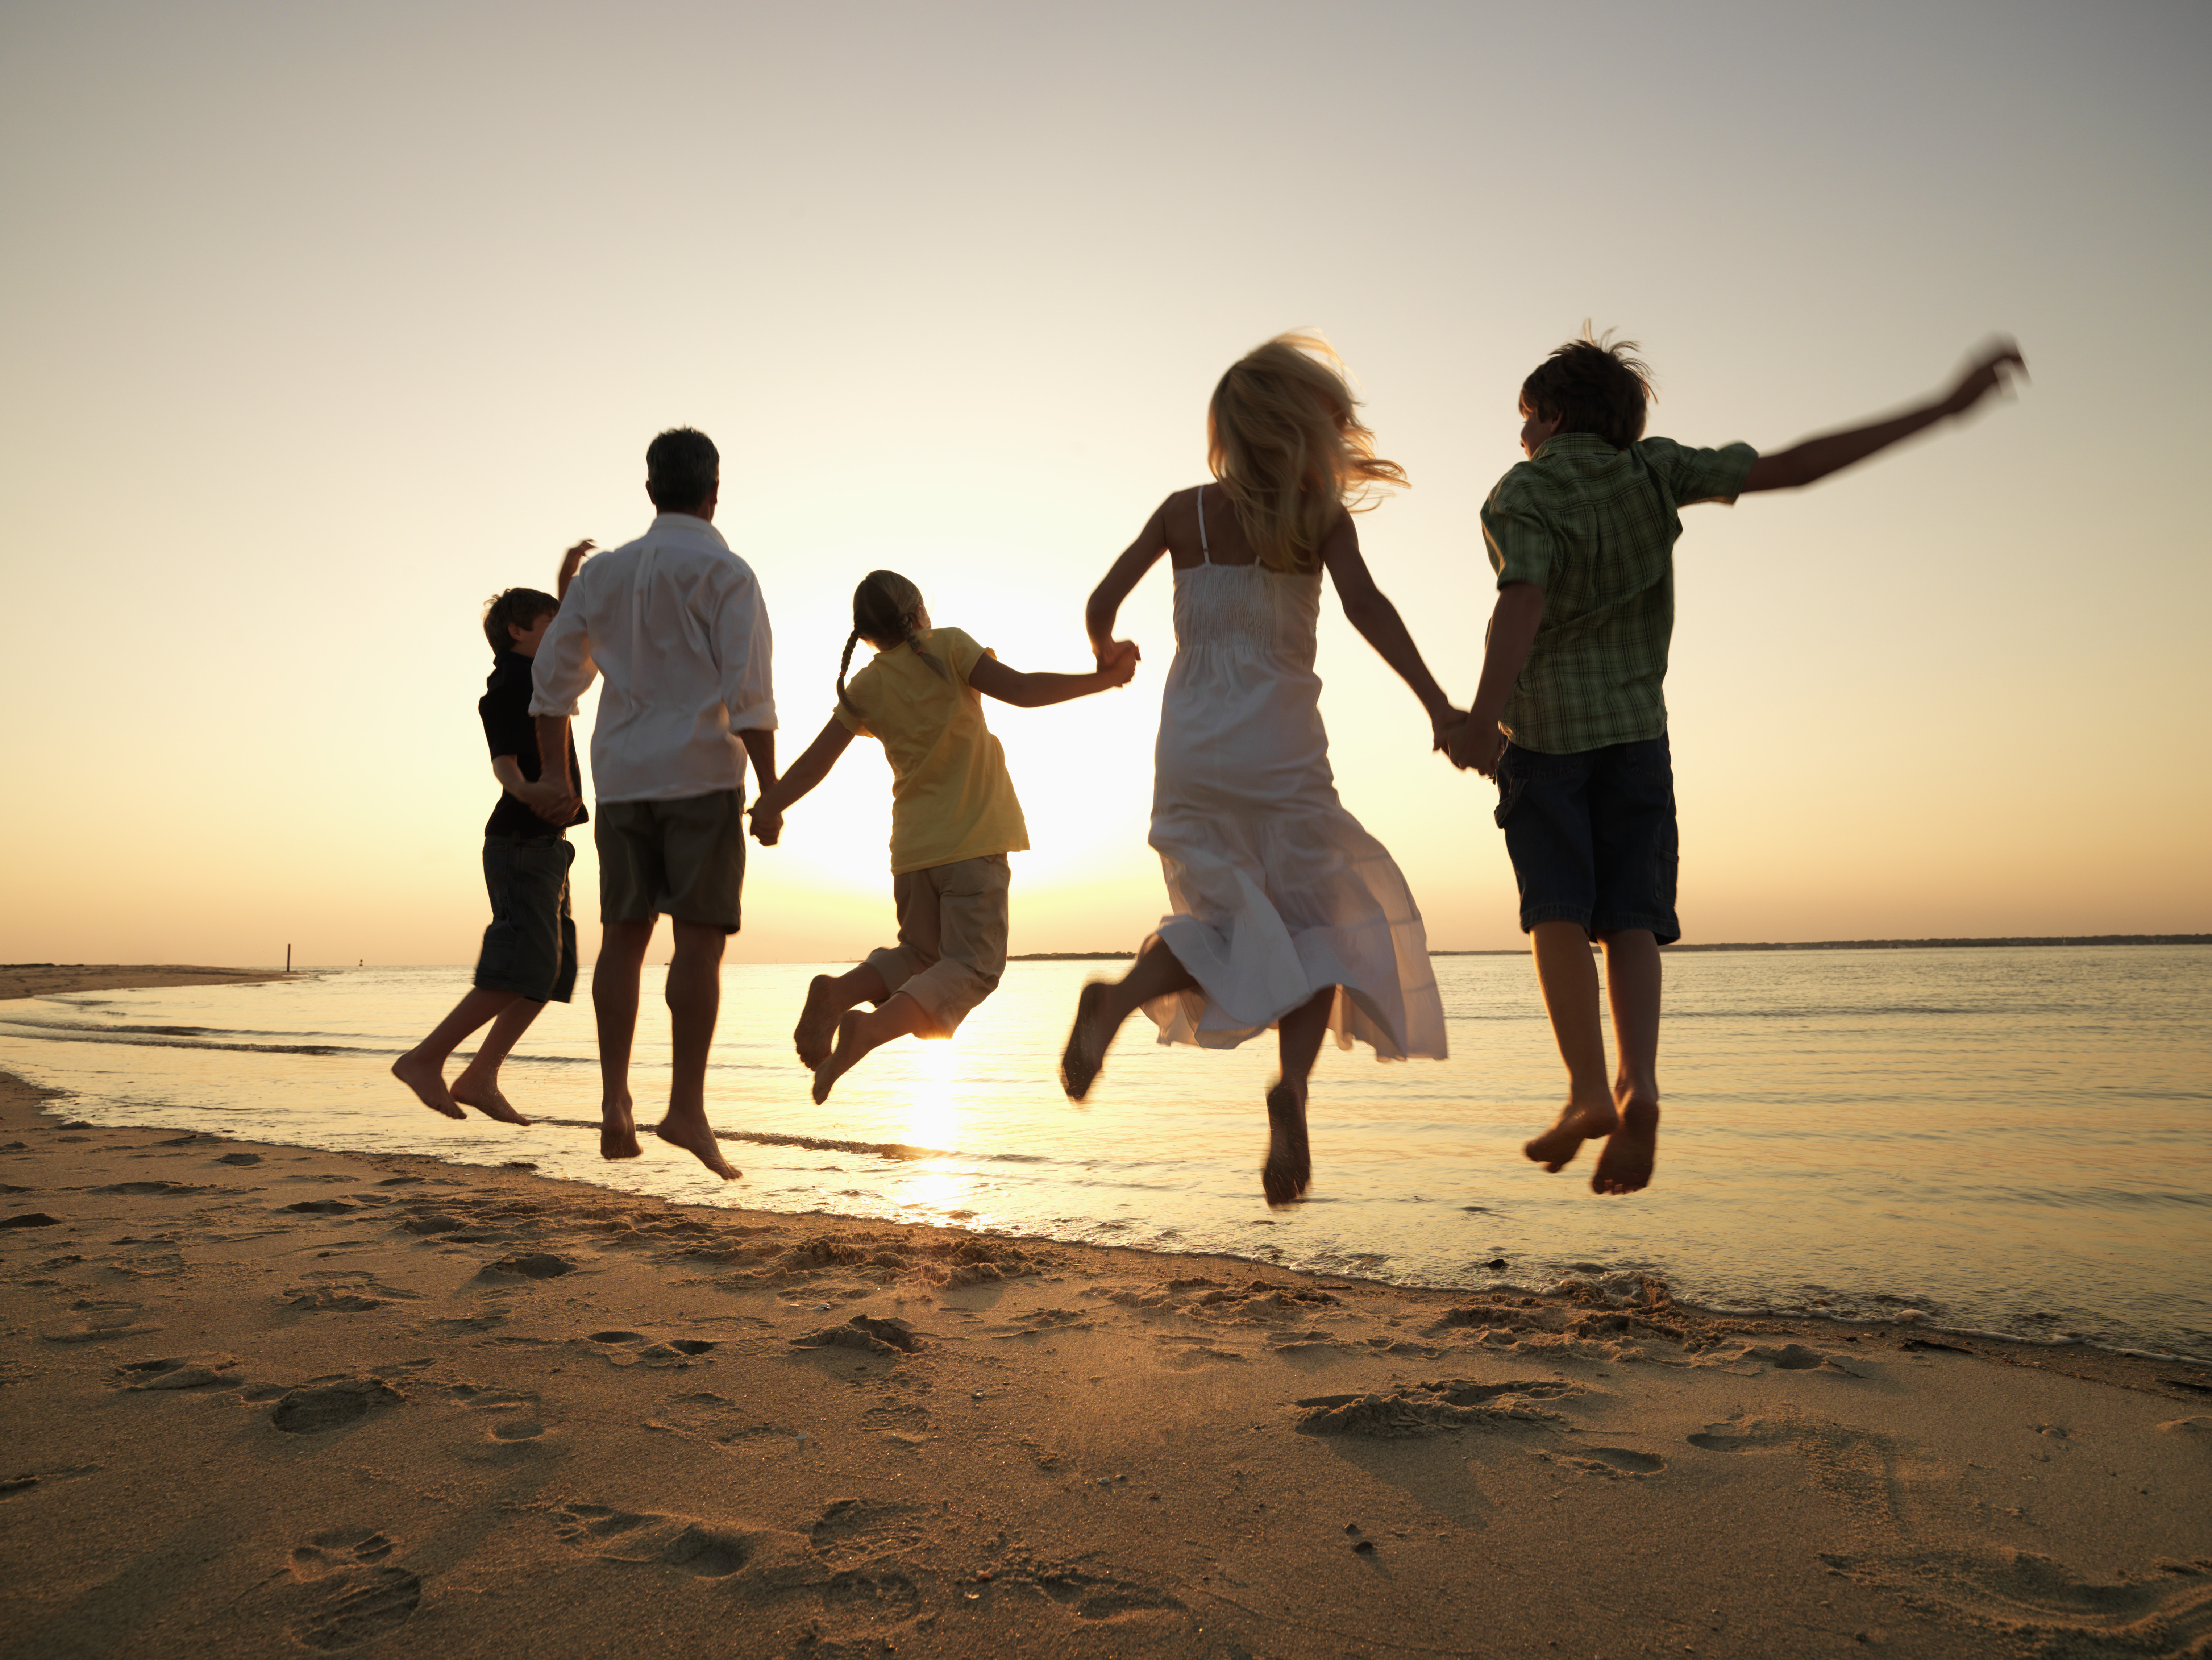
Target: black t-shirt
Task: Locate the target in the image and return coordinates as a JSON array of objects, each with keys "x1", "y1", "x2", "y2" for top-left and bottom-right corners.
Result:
[{"x1": 480, "y1": 651, "x2": 589, "y2": 838}]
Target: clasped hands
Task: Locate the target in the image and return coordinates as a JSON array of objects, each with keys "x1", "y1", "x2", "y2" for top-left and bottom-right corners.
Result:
[
  {"x1": 1431, "y1": 707, "x2": 1503, "y2": 778},
  {"x1": 1095, "y1": 638, "x2": 1140, "y2": 684},
  {"x1": 516, "y1": 778, "x2": 583, "y2": 825}
]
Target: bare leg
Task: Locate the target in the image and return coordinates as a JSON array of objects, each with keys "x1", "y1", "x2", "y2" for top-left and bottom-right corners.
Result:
[
  {"x1": 450, "y1": 997, "x2": 544, "y2": 1124},
  {"x1": 593, "y1": 920, "x2": 653, "y2": 1160},
  {"x1": 653, "y1": 920, "x2": 739, "y2": 1179},
  {"x1": 391, "y1": 986, "x2": 521, "y2": 1121},
  {"x1": 1592, "y1": 928, "x2": 1661, "y2": 1195},
  {"x1": 1262, "y1": 986, "x2": 1334, "y2": 1207},
  {"x1": 1522, "y1": 921, "x2": 1618, "y2": 1172},
  {"x1": 795, "y1": 964, "x2": 891, "y2": 1069},
  {"x1": 812, "y1": 991, "x2": 930, "y2": 1105},
  {"x1": 1061, "y1": 936, "x2": 1198, "y2": 1101}
]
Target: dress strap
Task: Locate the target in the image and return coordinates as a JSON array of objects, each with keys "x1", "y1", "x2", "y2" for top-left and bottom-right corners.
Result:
[{"x1": 1196, "y1": 485, "x2": 1210, "y2": 564}]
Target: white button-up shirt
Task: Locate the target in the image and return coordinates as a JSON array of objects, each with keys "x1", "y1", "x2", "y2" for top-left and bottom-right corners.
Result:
[{"x1": 529, "y1": 513, "x2": 777, "y2": 804}]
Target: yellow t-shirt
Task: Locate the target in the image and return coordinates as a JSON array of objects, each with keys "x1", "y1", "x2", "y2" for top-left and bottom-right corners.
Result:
[{"x1": 833, "y1": 626, "x2": 1030, "y2": 875}]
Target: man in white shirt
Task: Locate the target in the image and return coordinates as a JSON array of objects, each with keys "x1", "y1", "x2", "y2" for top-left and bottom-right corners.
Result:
[{"x1": 530, "y1": 427, "x2": 779, "y2": 1179}]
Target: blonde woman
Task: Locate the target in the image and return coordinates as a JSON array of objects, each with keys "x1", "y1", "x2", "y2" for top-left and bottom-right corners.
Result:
[{"x1": 1062, "y1": 333, "x2": 1454, "y2": 1206}]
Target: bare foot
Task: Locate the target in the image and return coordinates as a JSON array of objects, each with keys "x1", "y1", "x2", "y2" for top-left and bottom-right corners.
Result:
[
  {"x1": 450, "y1": 1074, "x2": 532, "y2": 1126},
  {"x1": 794, "y1": 974, "x2": 842, "y2": 1069},
  {"x1": 1261, "y1": 1083, "x2": 1311, "y2": 1209},
  {"x1": 1060, "y1": 982, "x2": 1108, "y2": 1102},
  {"x1": 1522, "y1": 1098, "x2": 1619, "y2": 1173},
  {"x1": 1591, "y1": 1098, "x2": 1659, "y2": 1195},
  {"x1": 601, "y1": 1099, "x2": 641, "y2": 1161},
  {"x1": 390, "y1": 1051, "x2": 466, "y2": 1121},
  {"x1": 653, "y1": 1115, "x2": 740, "y2": 1180},
  {"x1": 811, "y1": 1012, "x2": 868, "y2": 1106}
]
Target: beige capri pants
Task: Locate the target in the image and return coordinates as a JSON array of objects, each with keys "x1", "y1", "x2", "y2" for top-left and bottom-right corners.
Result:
[{"x1": 865, "y1": 854, "x2": 1010, "y2": 1037}]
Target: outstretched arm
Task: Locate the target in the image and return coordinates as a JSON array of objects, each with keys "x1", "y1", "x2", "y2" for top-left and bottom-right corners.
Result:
[
  {"x1": 1085, "y1": 501, "x2": 1171, "y2": 657},
  {"x1": 1742, "y1": 339, "x2": 2026, "y2": 493},
  {"x1": 969, "y1": 647, "x2": 1137, "y2": 709},
  {"x1": 1317, "y1": 513, "x2": 1459, "y2": 743},
  {"x1": 752, "y1": 718, "x2": 843, "y2": 815}
]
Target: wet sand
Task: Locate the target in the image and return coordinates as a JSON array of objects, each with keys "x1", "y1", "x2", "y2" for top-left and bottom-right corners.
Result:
[{"x1": 2, "y1": 970, "x2": 2208, "y2": 1659}]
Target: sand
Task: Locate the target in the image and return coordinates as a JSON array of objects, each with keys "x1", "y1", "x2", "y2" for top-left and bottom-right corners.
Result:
[{"x1": 2, "y1": 971, "x2": 2208, "y2": 1659}]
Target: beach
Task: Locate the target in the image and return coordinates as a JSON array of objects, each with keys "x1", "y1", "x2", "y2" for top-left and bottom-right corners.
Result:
[{"x1": 3, "y1": 970, "x2": 2208, "y2": 1659}]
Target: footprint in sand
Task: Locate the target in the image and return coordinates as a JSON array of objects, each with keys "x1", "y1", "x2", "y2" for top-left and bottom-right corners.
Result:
[
  {"x1": 476, "y1": 1252, "x2": 578, "y2": 1281},
  {"x1": 811, "y1": 1498, "x2": 924, "y2": 1565},
  {"x1": 582, "y1": 1330, "x2": 720, "y2": 1368},
  {"x1": 444, "y1": 1382, "x2": 547, "y2": 1441},
  {"x1": 1565, "y1": 1445, "x2": 1668, "y2": 1477},
  {"x1": 113, "y1": 1353, "x2": 241, "y2": 1391},
  {"x1": 42, "y1": 1299, "x2": 158, "y2": 1344},
  {"x1": 1294, "y1": 1378, "x2": 1585, "y2": 1439},
  {"x1": 1035, "y1": 1567, "x2": 1187, "y2": 1622},
  {"x1": 282, "y1": 1530, "x2": 421, "y2": 1652},
  {"x1": 552, "y1": 1503, "x2": 810, "y2": 1581},
  {"x1": 271, "y1": 1378, "x2": 403, "y2": 1435}
]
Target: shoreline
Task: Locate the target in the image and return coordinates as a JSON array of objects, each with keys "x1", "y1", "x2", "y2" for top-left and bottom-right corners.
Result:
[
  {"x1": 3, "y1": 971, "x2": 2209, "y2": 1656},
  {"x1": 7, "y1": 965, "x2": 2206, "y2": 1368}
]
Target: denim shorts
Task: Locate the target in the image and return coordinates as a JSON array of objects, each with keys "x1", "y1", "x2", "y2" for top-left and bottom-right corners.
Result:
[
  {"x1": 474, "y1": 835, "x2": 578, "y2": 1002},
  {"x1": 1493, "y1": 736, "x2": 1680, "y2": 945}
]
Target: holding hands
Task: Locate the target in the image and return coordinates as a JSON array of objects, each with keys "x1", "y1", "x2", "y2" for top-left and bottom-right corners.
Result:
[
  {"x1": 1095, "y1": 637, "x2": 1141, "y2": 686},
  {"x1": 1447, "y1": 716, "x2": 1504, "y2": 779}
]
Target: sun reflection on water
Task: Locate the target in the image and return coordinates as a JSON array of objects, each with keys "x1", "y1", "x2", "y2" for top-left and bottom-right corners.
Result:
[{"x1": 899, "y1": 1035, "x2": 976, "y2": 1219}]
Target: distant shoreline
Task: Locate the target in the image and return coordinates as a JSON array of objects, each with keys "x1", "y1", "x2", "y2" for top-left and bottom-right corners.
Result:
[{"x1": 1010, "y1": 934, "x2": 2211, "y2": 963}]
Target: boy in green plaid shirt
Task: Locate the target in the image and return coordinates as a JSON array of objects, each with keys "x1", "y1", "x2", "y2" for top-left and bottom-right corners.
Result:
[{"x1": 1448, "y1": 332, "x2": 2025, "y2": 1195}]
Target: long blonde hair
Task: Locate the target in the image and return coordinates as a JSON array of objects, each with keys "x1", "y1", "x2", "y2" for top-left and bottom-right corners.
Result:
[{"x1": 1206, "y1": 331, "x2": 1407, "y2": 572}]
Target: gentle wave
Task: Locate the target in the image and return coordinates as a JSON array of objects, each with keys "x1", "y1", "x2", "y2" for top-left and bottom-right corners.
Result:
[{"x1": 4, "y1": 950, "x2": 2208, "y2": 1362}]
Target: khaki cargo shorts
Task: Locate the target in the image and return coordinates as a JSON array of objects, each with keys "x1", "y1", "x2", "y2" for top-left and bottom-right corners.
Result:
[
  {"x1": 595, "y1": 790, "x2": 746, "y2": 932},
  {"x1": 865, "y1": 854, "x2": 1010, "y2": 1036}
]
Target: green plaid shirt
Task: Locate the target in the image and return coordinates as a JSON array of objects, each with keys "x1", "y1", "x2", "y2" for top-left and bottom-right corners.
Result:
[{"x1": 1482, "y1": 433, "x2": 1757, "y2": 754}]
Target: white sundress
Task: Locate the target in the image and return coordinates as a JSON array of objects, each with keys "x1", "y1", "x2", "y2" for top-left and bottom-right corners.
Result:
[{"x1": 1141, "y1": 489, "x2": 1448, "y2": 1061}]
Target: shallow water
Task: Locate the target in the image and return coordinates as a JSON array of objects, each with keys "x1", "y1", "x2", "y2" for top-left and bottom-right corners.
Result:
[{"x1": 3, "y1": 947, "x2": 2207, "y2": 1360}]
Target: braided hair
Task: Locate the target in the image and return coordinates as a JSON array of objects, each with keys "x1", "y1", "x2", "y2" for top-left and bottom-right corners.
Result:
[{"x1": 836, "y1": 569, "x2": 949, "y2": 716}]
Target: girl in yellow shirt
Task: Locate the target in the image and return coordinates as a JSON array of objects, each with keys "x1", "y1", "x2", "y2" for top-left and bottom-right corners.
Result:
[{"x1": 751, "y1": 570, "x2": 1137, "y2": 1102}]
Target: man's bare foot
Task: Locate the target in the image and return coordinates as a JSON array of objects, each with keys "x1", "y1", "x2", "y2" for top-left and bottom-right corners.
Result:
[
  {"x1": 1591, "y1": 1098, "x2": 1659, "y2": 1195},
  {"x1": 601, "y1": 1101, "x2": 641, "y2": 1161},
  {"x1": 450, "y1": 1074, "x2": 532, "y2": 1126},
  {"x1": 1261, "y1": 1083, "x2": 1312, "y2": 1209},
  {"x1": 390, "y1": 1052, "x2": 466, "y2": 1121},
  {"x1": 1523, "y1": 1099, "x2": 1619, "y2": 1173},
  {"x1": 653, "y1": 1116, "x2": 740, "y2": 1180},
  {"x1": 794, "y1": 974, "x2": 842, "y2": 1069},
  {"x1": 1060, "y1": 983, "x2": 1108, "y2": 1102},
  {"x1": 811, "y1": 1012, "x2": 870, "y2": 1106}
]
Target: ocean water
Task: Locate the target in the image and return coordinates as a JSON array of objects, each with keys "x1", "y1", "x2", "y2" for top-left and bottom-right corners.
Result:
[{"x1": 3, "y1": 947, "x2": 2207, "y2": 1361}]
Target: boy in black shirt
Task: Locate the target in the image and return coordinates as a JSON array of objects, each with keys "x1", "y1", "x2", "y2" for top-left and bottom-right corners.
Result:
[{"x1": 392, "y1": 558, "x2": 592, "y2": 1124}]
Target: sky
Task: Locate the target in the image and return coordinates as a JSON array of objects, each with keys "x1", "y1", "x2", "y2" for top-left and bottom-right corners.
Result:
[{"x1": 2, "y1": 0, "x2": 2207, "y2": 968}]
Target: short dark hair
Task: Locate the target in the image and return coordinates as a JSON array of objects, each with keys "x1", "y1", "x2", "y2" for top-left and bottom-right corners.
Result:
[
  {"x1": 646, "y1": 426, "x2": 719, "y2": 511},
  {"x1": 482, "y1": 587, "x2": 558, "y2": 655},
  {"x1": 1519, "y1": 328, "x2": 1654, "y2": 451}
]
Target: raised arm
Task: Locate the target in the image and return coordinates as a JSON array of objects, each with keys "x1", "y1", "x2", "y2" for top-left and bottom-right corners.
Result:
[
  {"x1": 1742, "y1": 339, "x2": 2026, "y2": 493},
  {"x1": 554, "y1": 538, "x2": 595, "y2": 601},
  {"x1": 1317, "y1": 513, "x2": 1459, "y2": 739},
  {"x1": 968, "y1": 647, "x2": 1137, "y2": 709},
  {"x1": 1085, "y1": 500, "x2": 1172, "y2": 656}
]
